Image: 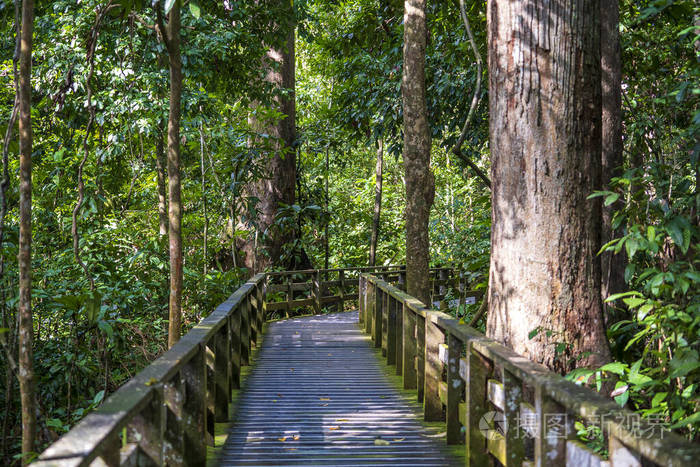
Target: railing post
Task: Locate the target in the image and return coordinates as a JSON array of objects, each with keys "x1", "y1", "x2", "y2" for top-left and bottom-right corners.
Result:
[
  {"x1": 447, "y1": 333, "x2": 464, "y2": 444},
  {"x1": 395, "y1": 297, "x2": 403, "y2": 375},
  {"x1": 205, "y1": 342, "x2": 215, "y2": 445},
  {"x1": 381, "y1": 290, "x2": 389, "y2": 357},
  {"x1": 249, "y1": 290, "x2": 258, "y2": 345},
  {"x1": 338, "y1": 269, "x2": 346, "y2": 310},
  {"x1": 96, "y1": 433, "x2": 121, "y2": 467},
  {"x1": 182, "y1": 347, "x2": 207, "y2": 465},
  {"x1": 374, "y1": 285, "x2": 383, "y2": 349},
  {"x1": 230, "y1": 308, "x2": 241, "y2": 390},
  {"x1": 163, "y1": 376, "x2": 184, "y2": 466},
  {"x1": 214, "y1": 325, "x2": 230, "y2": 422},
  {"x1": 534, "y1": 385, "x2": 573, "y2": 466},
  {"x1": 386, "y1": 296, "x2": 397, "y2": 365},
  {"x1": 424, "y1": 314, "x2": 443, "y2": 421},
  {"x1": 285, "y1": 276, "x2": 292, "y2": 318},
  {"x1": 402, "y1": 304, "x2": 417, "y2": 389},
  {"x1": 241, "y1": 295, "x2": 250, "y2": 366},
  {"x1": 503, "y1": 368, "x2": 525, "y2": 465},
  {"x1": 365, "y1": 281, "x2": 374, "y2": 335},
  {"x1": 312, "y1": 270, "x2": 321, "y2": 315},
  {"x1": 398, "y1": 270, "x2": 406, "y2": 291},
  {"x1": 416, "y1": 314, "x2": 426, "y2": 403},
  {"x1": 126, "y1": 385, "x2": 165, "y2": 464},
  {"x1": 439, "y1": 269, "x2": 449, "y2": 310},
  {"x1": 256, "y1": 284, "x2": 264, "y2": 338},
  {"x1": 359, "y1": 275, "x2": 365, "y2": 324},
  {"x1": 466, "y1": 345, "x2": 490, "y2": 466}
]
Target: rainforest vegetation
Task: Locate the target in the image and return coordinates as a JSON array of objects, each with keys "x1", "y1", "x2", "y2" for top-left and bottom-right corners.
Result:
[{"x1": 0, "y1": 0, "x2": 698, "y2": 463}]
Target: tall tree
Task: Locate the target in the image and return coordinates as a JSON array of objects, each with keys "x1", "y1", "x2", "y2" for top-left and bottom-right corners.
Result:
[
  {"x1": 402, "y1": 0, "x2": 434, "y2": 305},
  {"x1": 369, "y1": 139, "x2": 383, "y2": 266},
  {"x1": 242, "y1": 0, "x2": 297, "y2": 273},
  {"x1": 162, "y1": 0, "x2": 183, "y2": 348},
  {"x1": 600, "y1": 0, "x2": 625, "y2": 318},
  {"x1": 486, "y1": 0, "x2": 611, "y2": 372},
  {"x1": 17, "y1": 0, "x2": 36, "y2": 460}
]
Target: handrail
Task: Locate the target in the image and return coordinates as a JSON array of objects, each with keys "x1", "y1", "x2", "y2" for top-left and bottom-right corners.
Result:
[
  {"x1": 359, "y1": 273, "x2": 700, "y2": 467},
  {"x1": 34, "y1": 273, "x2": 266, "y2": 466},
  {"x1": 33, "y1": 265, "x2": 477, "y2": 466}
]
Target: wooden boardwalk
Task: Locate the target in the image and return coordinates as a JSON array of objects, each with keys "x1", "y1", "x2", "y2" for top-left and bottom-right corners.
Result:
[{"x1": 217, "y1": 311, "x2": 461, "y2": 466}]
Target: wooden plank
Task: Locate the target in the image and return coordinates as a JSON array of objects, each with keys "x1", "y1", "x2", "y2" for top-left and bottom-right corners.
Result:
[
  {"x1": 395, "y1": 297, "x2": 403, "y2": 376},
  {"x1": 402, "y1": 305, "x2": 417, "y2": 390},
  {"x1": 218, "y1": 311, "x2": 461, "y2": 466},
  {"x1": 416, "y1": 315, "x2": 426, "y2": 404},
  {"x1": 386, "y1": 296, "x2": 397, "y2": 365},
  {"x1": 503, "y1": 368, "x2": 526, "y2": 466},
  {"x1": 487, "y1": 431, "x2": 507, "y2": 466},
  {"x1": 488, "y1": 378, "x2": 504, "y2": 411},
  {"x1": 466, "y1": 346, "x2": 490, "y2": 466},
  {"x1": 447, "y1": 333, "x2": 464, "y2": 445}
]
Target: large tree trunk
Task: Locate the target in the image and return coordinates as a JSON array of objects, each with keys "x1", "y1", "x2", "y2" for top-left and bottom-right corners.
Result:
[
  {"x1": 242, "y1": 1, "x2": 296, "y2": 273},
  {"x1": 369, "y1": 139, "x2": 383, "y2": 267},
  {"x1": 18, "y1": 0, "x2": 36, "y2": 460},
  {"x1": 155, "y1": 123, "x2": 168, "y2": 236},
  {"x1": 402, "y1": 0, "x2": 434, "y2": 306},
  {"x1": 486, "y1": 0, "x2": 611, "y2": 373},
  {"x1": 600, "y1": 0, "x2": 625, "y2": 319},
  {"x1": 166, "y1": 2, "x2": 183, "y2": 348}
]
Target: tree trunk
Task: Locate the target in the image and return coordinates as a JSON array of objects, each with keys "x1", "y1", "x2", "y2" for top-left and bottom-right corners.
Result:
[
  {"x1": 156, "y1": 123, "x2": 168, "y2": 236},
  {"x1": 242, "y1": 1, "x2": 296, "y2": 273},
  {"x1": 600, "y1": 0, "x2": 625, "y2": 319},
  {"x1": 369, "y1": 139, "x2": 383, "y2": 266},
  {"x1": 402, "y1": 0, "x2": 434, "y2": 306},
  {"x1": 18, "y1": 0, "x2": 36, "y2": 460},
  {"x1": 166, "y1": 2, "x2": 183, "y2": 348},
  {"x1": 200, "y1": 119, "x2": 208, "y2": 276},
  {"x1": 486, "y1": 0, "x2": 611, "y2": 372},
  {"x1": 324, "y1": 147, "x2": 329, "y2": 270}
]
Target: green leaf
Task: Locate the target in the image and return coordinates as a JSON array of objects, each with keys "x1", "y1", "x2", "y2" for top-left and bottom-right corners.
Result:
[
  {"x1": 604, "y1": 192, "x2": 620, "y2": 206},
  {"x1": 622, "y1": 297, "x2": 645, "y2": 308},
  {"x1": 599, "y1": 362, "x2": 627, "y2": 376},
  {"x1": 528, "y1": 327, "x2": 541, "y2": 340},
  {"x1": 164, "y1": 0, "x2": 177, "y2": 15},
  {"x1": 651, "y1": 392, "x2": 667, "y2": 407},
  {"x1": 189, "y1": 1, "x2": 201, "y2": 18},
  {"x1": 670, "y1": 411, "x2": 700, "y2": 430}
]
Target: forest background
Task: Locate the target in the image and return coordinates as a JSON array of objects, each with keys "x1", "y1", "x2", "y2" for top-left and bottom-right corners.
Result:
[{"x1": 0, "y1": 0, "x2": 698, "y2": 463}]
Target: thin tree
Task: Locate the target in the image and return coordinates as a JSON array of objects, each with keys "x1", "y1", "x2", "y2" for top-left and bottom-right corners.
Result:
[
  {"x1": 155, "y1": 122, "x2": 168, "y2": 236},
  {"x1": 369, "y1": 139, "x2": 383, "y2": 266},
  {"x1": 17, "y1": 0, "x2": 36, "y2": 460},
  {"x1": 486, "y1": 0, "x2": 611, "y2": 372},
  {"x1": 600, "y1": 0, "x2": 625, "y2": 319},
  {"x1": 402, "y1": 0, "x2": 435, "y2": 305},
  {"x1": 157, "y1": 0, "x2": 183, "y2": 347}
]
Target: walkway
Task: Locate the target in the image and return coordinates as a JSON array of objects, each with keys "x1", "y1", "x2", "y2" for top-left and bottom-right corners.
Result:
[{"x1": 218, "y1": 311, "x2": 461, "y2": 466}]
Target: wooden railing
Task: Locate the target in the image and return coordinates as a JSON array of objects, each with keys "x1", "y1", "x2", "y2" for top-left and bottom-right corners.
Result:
[
  {"x1": 32, "y1": 265, "x2": 501, "y2": 466},
  {"x1": 359, "y1": 273, "x2": 700, "y2": 467},
  {"x1": 34, "y1": 274, "x2": 266, "y2": 466}
]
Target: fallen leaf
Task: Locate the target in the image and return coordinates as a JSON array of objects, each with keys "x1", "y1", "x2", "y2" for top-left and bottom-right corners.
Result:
[
  {"x1": 393, "y1": 438, "x2": 405, "y2": 442},
  {"x1": 145, "y1": 377, "x2": 158, "y2": 386},
  {"x1": 321, "y1": 403, "x2": 328, "y2": 407},
  {"x1": 272, "y1": 400, "x2": 278, "y2": 403},
  {"x1": 374, "y1": 438, "x2": 390, "y2": 446},
  {"x1": 320, "y1": 397, "x2": 330, "y2": 401},
  {"x1": 285, "y1": 447, "x2": 297, "y2": 451},
  {"x1": 293, "y1": 435, "x2": 300, "y2": 441},
  {"x1": 335, "y1": 419, "x2": 349, "y2": 422},
  {"x1": 277, "y1": 394, "x2": 284, "y2": 397},
  {"x1": 278, "y1": 437, "x2": 287, "y2": 442},
  {"x1": 328, "y1": 426, "x2": 340, "y2": 431}
]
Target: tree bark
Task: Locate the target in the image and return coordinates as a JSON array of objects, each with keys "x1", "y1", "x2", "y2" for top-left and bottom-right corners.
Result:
[
  {"x1": 242, "y1": 0, "x2": 296, "y2": 273},
  {"x1": 486, "y1": 0, "x2": 611, "y2": 372},
  {"x1": 18, "y1": 0, "x2": 36, "y2": 460},
  {"x1": 156, "y1": 123, "x2": 168, "y2": 236},
  {"x1": 600, "y1": 0, "x2": 625, "y2": 317},
  {"x1": 369, "y1": 139, "x2": 383, "y2": 266},
  {"x1": 166, "y1": 1, "x2": 183, "y2": 348},
  {"x1": 402, "y1": 0, "x2": 435, "y2": 306}
]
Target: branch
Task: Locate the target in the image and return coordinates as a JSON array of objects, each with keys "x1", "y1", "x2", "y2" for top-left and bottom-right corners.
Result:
[
  {"x1": 450, "y1": 0, "x2": 490, "y2": 188},
  {"x1": 155, "y1": 2, "x2": 172, "y2": 54}
]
